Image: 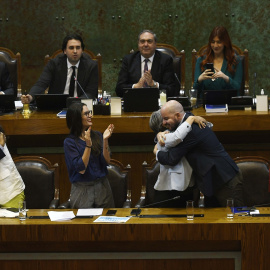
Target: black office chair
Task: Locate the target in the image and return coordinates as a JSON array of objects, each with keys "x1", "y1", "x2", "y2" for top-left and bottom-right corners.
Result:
[
  {"x1": 234, "y1": 156, "x2": 270, "y2": 207},
  {"x1": 58, "y1": 159, "x2": 132, "y2": 208},
  {"x1": 192, "y1": 44, "x2": 249, "y2": 96},
  {"x1": 44, "y1": 48, "x2": 102, "y2": 91},
  {"x1": 0, "y1": 47, "x2": 22, "y2": 97},
  {"x1": 14, "y1": 156, "x2": 60, "y2": 209}
]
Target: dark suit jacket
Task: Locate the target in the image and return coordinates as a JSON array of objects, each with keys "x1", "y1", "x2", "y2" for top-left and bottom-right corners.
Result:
[
  {"x1": 0, "y1": 148, "x2": 5, "y2": 160},
  {"x1": 157, "y1": 112, "x2": 239, "y2": 196},
  {"x1": 29, "y1": 53, "x2": 98, "y2": 99},
  {"x1": 0, "y1": 62, "x2": 14, "y2": 95},
  {"x1": 115, "y1": 50, "x2": 177, "y2": 97}
]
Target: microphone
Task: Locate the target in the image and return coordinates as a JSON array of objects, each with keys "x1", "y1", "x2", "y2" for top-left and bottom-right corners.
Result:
[
  {"x1": 74, "y1": 76, "x2": 89, "y2": 99},
  {"x1": 174, "y1": 73, "x2": 184, "y2": 96},
  {"x1": 133, "y1": 196, "x2": 181, "y2": 216}
]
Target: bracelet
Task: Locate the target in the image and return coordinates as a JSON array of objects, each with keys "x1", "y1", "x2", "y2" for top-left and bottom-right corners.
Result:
[{"x1": 86, "y1": 145, "x2": 92, "y2": 148}]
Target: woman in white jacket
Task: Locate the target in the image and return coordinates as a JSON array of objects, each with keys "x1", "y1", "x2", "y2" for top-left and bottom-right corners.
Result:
[{"x1": 0, "y1": 125, "x2": 25, "y2": 208}]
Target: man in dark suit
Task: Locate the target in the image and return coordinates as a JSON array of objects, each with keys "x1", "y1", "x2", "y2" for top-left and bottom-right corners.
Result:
[
  {"x1": 21, "y1": 33, "x2": 98, "y2": 104},
  {"x1": 0, "y1": 61, "x2": 14, "y2": 95},
  {"x1": 154, "y1": 100, "x2": 244, "y2": 207},
  {"x1": 115, "y1": 30, "x2": 177, "y2": 97}
]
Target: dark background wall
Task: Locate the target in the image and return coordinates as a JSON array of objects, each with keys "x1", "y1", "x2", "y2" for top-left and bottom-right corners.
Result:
[{"x1": 1, "y1": 0, "x2": 270, "y2": 96}]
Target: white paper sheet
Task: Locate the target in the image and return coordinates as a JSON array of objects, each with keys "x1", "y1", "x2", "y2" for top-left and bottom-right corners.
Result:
[
  {"x1": 94, "y1": 216, "x2": 131, "y2": 223},
  {"x1": 0, "y1": 209, "x2": 19, "y2": 218},
  {"x1": 77, "y1": 208, "x2": 103, "y2": 216},
  {"x1": 47, "y1": 211, "x2": 75, "y2": 221}
]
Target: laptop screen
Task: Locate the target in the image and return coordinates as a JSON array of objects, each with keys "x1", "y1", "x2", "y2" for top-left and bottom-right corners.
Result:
[
  {"x1": 203, "y1": 89, "x2": 237, "y2": 106},
  {"x1": 0, "y1": 95, "x2": 15, "y2": 113},
  {"x1": 123, "y1": 88, "x2": 159, "y2": 112},
  {"x1": 35, "y1": 94, "x2": 69, "y2": 110}
]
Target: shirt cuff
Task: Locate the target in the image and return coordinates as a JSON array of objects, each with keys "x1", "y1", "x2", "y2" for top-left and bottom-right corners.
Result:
[{"x1": 156, "y1": 150, "x2": 160, "y2": 161}]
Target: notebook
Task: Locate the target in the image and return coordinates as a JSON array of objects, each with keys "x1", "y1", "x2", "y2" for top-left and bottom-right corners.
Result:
[
  {"x1": 35, "y1": 94, "x2": 69, "y2": 110},
  {"x1": 0, "y1": 95, "x2": 15, "y2": 113},
  {"x1": 123, "y1": 88, "x2": 159, "y2": 112},
  {"x1": 203, "y1": 89, "x2": 237, "y2": 106}
]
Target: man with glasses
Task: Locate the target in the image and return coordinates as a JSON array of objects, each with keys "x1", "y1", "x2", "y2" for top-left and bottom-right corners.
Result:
[
  {"x1": 115, "y1": 29, "x2": 177, "y2": 97},
  {"x1": 21, "y1": 33, "x2": 98, "y2": 104}
]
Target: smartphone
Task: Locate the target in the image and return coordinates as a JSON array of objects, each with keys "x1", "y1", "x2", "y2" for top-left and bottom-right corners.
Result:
[
  {"x1": 130, "y1": 209, "x2": 141, "y2": 216},
  {"x1": 206, "y1": 63, "x2": 215, "y2": 73},
  {"x1": 106, "y1": 210, "x2": 117, "y2": 216}
]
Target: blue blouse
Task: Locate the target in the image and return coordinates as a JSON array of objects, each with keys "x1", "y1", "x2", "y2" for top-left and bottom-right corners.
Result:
[
  {"x1": 64, "y1": 133, "x2": 108, "y2": 183},
  {"x1": 193, "y1": 56, "x2": 243, "y2": 98}
]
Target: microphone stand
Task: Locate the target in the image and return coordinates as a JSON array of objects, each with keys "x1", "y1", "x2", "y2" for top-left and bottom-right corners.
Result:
[
  {"x1": 74, "y1": 76, "x2": 89, "y2": 99},
  {"x1": 134, "y1": 196, "x2": 181, "y2": 216}
]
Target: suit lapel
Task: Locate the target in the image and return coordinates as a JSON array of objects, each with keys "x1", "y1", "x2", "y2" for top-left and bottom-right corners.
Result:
[{"x1": 151, "y1": 50, "x2": 160, "y2": 78}]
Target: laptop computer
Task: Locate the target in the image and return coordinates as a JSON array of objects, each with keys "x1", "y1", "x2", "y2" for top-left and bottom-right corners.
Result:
[
  {"x1": 123, "y1": 88, "x2": 159, "y2": 112},
  {"x1": 0, "y1": 95, "x2": 15, "y2": 113},
  {"x1": 203, "y1": 89, "x2": 237, "y2": 106},
  {"x1": 35, "y1": 94, "x2": 69, "y2": 110}
]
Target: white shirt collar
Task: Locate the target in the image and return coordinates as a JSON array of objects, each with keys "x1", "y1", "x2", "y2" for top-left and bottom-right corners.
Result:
[
  {"x1": 67, "y1": 59, "x2": 80, "y2": 69},
  {"x1": 141, "y1": 53, "x2": 155, "y2": 63}
]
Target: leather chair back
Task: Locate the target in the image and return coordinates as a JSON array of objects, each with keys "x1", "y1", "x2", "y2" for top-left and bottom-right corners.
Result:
[
  {"x1": 14, "y1": 156, "x2": 59, "y2": 209},
  {"x1": 234, "y1": 156, "x2": 270, "y2": 207},
  {"x1": 0, "y1": 47, "x2": 22, "y2": 97},
  {"x1": 156, "y1": 43, "x2": 185, "y2": 96},
  {"x1": 107, "y1": 159, "x2": 131, "y2": 208}
]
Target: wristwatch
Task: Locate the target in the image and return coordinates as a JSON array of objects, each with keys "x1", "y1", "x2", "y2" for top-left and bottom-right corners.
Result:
[{"x1": 151, "y1": 80, "x2": 157, "y2": 88}]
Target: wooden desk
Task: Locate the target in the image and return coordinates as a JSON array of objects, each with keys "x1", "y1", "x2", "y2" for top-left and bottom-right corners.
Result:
[
  {"x1": 1, "y1": 109, "x2": 270, "y2": 205},
  {"x1": 1, "y1": 208, "x2": 270, "y2": 270}
]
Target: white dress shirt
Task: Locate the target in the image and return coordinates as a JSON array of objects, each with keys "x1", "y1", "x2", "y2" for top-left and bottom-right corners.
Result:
[{"x1": 64, "y1": 59, "x2": 80, "y2": 97}]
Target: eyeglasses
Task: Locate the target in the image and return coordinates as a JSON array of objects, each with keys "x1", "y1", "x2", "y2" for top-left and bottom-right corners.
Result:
[{"x1": 82, "y1": 110, "x2": 92, "y2": 117}]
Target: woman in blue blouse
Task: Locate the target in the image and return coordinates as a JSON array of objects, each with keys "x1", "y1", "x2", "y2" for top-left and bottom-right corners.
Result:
[
  {"x1": 64, "y1": 102, "x2": 115, "y2": 208},
  {"x1": 193, "y1": 26, "x2": 243, "y2": 99}
]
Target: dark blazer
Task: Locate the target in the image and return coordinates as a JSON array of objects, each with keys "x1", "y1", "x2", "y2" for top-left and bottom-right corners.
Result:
[
  {"x1": 115, "y1": 50, "x2": 177, "y2": 97},
  {"x1": 157, "y1": 112, "x2": 239, "y2": 196},
  {"x1": 0, "y1": 148, "x2": 5, "y2": 160},
  {"x1": 0, "y1": 62, "x2": 14, "y2": 95},
  {"x1": 29, "y1": 53, "x2": 98, "y2": 99}
]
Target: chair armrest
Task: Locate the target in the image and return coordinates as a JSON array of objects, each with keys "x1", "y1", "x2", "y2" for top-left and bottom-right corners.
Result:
[
  {"x1": 134, "y1": 198, "x2": 146, "y2": 208},
  {"x1": 49, "y1": 199, "x2": 59, "y2": 209},
  {"x1": 58, "y1": 200, "x2": 71, "y2": 209},
  {"x1": 123, "y1": 200, "x2": 132, "y2": 208}
]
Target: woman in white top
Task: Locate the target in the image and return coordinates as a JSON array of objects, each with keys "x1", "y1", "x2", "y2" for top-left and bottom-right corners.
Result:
[{"x1": 0, "y1": 125, "x2": 25, "y2": 208}]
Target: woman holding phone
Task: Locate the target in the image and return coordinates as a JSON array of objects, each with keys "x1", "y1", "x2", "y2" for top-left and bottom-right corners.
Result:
[
  {"x1": 64, "y1": 102, "x2": 115, "y2": 209},
  {"x1": 193, "y1": 26, "x2": 243, "y2": 99}
]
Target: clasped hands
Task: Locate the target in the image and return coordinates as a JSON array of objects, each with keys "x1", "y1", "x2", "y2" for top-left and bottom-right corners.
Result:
[
  {"x1": 0, "y1": 132, "x2": 6, "y2": 147},
  {"x1": 199, "y1": 68, "x2": 228, "y2": 82},
  {"x1": 134, "y1": 70, "x2": 155, "y2": 88}
]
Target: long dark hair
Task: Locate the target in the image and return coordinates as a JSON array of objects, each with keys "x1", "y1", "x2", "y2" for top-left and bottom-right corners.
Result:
[
  {"x1": 66, "y1": 102, "x2": 101, "y2": 156},
  {"x1": 201, "y1": 26, "x2": 237, "y2": 74}
]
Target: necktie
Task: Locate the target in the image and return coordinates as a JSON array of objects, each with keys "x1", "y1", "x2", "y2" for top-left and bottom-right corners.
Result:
[
  {"x1": 69, "y1": 66, "x2": 76, "y2": 97},
  {"x1": 143, "y1": 59, "x2": 149, "y2": 88}
]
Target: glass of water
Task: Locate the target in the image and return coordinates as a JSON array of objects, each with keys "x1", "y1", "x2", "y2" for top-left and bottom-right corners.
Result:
[
  {"x1": 226, "y1": 198, "x2": 234, "y2": 219},
  {"x1": 186, "y1": 200, "x2": 194, "y2": 221},
  {"x1": 18, "y1": 201, "x2": 27, "y2": 221}
]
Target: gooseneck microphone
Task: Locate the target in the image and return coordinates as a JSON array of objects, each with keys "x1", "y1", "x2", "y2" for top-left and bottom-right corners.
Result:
[
  {"x1": 74, "y1": 76, "x2": 89, "y2": 99},
  {"x1": 174, "y1": 73, "x2": 185, "y2": 96},
  {"x1": 134, "y1": 196, "x2": 181, "y2": 216}
]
